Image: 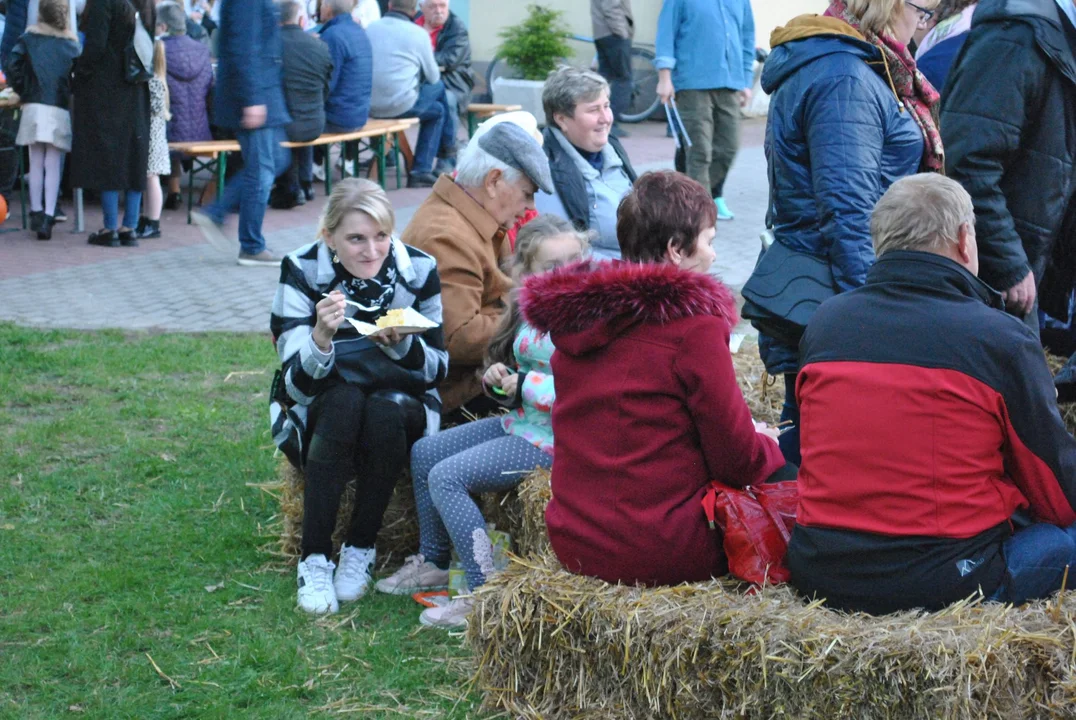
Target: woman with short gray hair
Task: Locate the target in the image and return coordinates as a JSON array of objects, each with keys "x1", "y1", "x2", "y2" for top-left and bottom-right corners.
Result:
[{"x1": 535, "y1": 65, "x2": 637, "y2": 260}]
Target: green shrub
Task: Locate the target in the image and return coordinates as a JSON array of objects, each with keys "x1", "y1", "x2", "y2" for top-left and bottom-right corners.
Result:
[{"x1": 496, "y1": 5, "x2": 574, "y2": 81}]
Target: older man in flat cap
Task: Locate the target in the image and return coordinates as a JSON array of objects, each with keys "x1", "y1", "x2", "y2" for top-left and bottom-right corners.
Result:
[{"x1": 402, "y1": 123, "x2": 553, "y2": 416}]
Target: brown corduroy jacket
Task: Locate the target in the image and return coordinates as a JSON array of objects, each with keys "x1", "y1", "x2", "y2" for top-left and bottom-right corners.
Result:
[{"x1": 401, "y1": 176, "x2": 512, "y2": 412}]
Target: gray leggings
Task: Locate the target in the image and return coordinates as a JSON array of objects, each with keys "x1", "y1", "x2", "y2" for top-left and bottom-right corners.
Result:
[{"x1": 412, "y1": 417, "x2": 552, "y2": 589}]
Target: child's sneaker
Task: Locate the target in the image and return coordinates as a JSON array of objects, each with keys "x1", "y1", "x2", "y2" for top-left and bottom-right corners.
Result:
[
  {"x1": 375, "y1": 554, "x2": 449, "y2": 595},
  {"x1": 297, "y1": 554, "x2": 338, "y2": 614},
  {"x1": 715, "y1": 197, "x2": 735, "y2": 221},
  {"x1": 419, "y1": 595, "x2": 474, "y2": 629},
  {"x1": 334, "y1": 545, "x2": 375, "y2": 602}
]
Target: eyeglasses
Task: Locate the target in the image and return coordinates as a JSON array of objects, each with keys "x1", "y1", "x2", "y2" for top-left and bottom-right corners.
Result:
[{"x1": 905, "y1": 1, "x2": 935, "y2": 23}]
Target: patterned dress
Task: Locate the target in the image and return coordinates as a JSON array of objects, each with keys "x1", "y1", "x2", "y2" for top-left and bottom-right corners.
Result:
[
  {"x1": 147, "y1": 77, "x2": 171, "y2": 176},
  {"x1": 500, "y1": 322, "x2": 556, "y2": 455}
]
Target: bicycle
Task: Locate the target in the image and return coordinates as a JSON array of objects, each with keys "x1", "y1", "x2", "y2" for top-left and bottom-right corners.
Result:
[{"x1": 484, "y1": 33, "x2": 662, "y2": 124}]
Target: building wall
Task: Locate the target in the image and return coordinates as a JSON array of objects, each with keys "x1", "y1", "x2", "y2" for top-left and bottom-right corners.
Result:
[{"x1": 466, "y1": 0, "x2": 827, "y2": 63}]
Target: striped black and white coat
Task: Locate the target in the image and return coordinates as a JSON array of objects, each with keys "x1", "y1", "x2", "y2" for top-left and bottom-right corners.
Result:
[{"x1": 269, "y1": 238, "x2": 449, "y2": 462}]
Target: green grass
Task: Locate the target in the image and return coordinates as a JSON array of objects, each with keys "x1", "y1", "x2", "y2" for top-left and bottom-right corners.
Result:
[{"x1": 0, "y1": 325, "x2": 483, "y2": 719}]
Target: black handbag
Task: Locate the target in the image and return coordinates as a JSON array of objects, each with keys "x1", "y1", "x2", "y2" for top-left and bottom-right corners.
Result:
[
  {"x1": 741, "y1": 233, "x2": 837, "y2": 347},
  {"x1": 123, "y1": 1, "x2": 153, "y2": 84}
]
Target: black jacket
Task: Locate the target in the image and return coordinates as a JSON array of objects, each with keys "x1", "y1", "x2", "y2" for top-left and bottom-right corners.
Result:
[
  {"x1": 542, "y1": 126, "x2": 637, "y2": 232},
  {"x1": 71, "y1": 0, "x2": 153, "y2": 192},
  {"x1": 788, "y1": 251, "x2": 1076, "y2": 615},
  {"x1": 7, "y1": 28, "x2": 80, "y2": 109},
  {"x1": 941, "y1": 0, "x2": 1076, "y2": 315},
  {"x1": 280, "y1": 25, "x2": 333, "y2": 143},
  {"x1": 427, "y1": 11, "x2": 474, "y2": 100}
]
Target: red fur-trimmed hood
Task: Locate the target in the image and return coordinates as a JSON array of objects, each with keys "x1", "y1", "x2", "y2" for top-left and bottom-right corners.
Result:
[{"x1": 520, "y1": 260, "x2": 739, "y2": 354}]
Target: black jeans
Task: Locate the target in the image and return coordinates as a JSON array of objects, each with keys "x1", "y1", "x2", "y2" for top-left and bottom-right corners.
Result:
[
  {"x1": 301, "y1": 383, "x2": 426, "y2": 559},
  {"x1": 595, "y1": 34, "x2": 633, "y2": 121},
  {"x1": 778, "y1": 373, "x2": 801, "y2": 466}
]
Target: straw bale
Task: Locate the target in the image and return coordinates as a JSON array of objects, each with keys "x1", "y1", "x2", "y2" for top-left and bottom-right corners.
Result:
[
  {"x1": 732, "y1": 342, "x2": 784, "y2": 426},
  {"x1": 467, "y1": 554, "x2": 1076, "y2": 720},
  {"x1": 517, "y1": 468, "x2": 553, "y2": 557},
  {"x1": 269, "y1": 458, "x2": 531, "y2": 569}
]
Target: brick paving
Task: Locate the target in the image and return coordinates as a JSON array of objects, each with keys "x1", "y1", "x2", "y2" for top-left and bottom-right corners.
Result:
[{"x1": 0, "y1": 119, "x2": 768, "y2": 332}]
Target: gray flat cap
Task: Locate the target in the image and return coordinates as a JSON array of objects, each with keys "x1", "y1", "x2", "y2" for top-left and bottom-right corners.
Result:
[{"x1": 476, "y1": 122, "x2": 553, "y2": 194}]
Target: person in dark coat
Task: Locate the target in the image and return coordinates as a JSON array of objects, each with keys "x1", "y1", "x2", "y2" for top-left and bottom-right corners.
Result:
[
  {"x1": 318, "y1": 0, "x2": 372, "y2": 133},
  {"x1": 748, "y1": 0, "x2": 942, "y2": 465},
  {"x1": 271, "y1": 0, "x2": 332, "y2": 209},
  {"x1": 941, "y1": 0, "x2": 1076, "y2": 335},
  {"x1": 72, "y1": 0, "x2": 154, "y2": 248},
  {"x1": 788, "y1": 173, "x2": 1076, "y2": 615},
  {"x1": 416, "y1": 0, "x2": 474, "y2": 124},
  {"x1": 192, "y1": 0, "x2": 290, "y2": 267},
  {"x1": 157, "y1": 1, "x2": 213, "y2": 210}
]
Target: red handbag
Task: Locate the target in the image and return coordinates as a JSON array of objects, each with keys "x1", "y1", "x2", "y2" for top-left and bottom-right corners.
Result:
[{"x1": 701, "y1": 480, "x2": 799, "y2": 585}]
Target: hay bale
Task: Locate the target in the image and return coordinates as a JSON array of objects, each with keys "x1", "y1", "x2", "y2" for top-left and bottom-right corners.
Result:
[
  {"x1": 517, "y1": 468, "x2": 552, "y2": 557},
  {"x1": 732, "y1": 341, "x2": 784, "y2": 426},
  {"x1": 269, "y1": 458, "x2": 531, "y2": 569},
  {"x1": 467, "y1": 554, "x2": 1076, "y2": 719}
]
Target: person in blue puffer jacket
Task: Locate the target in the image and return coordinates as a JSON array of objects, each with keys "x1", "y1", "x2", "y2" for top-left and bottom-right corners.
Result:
[{"x1": 755, "y1": 0, "x2": 944, "y2": 464}]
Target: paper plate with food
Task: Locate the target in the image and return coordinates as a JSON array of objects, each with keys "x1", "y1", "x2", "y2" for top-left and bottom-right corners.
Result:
[{"x1": 346, "y1": 307, "x2": 439, "y2": 338}]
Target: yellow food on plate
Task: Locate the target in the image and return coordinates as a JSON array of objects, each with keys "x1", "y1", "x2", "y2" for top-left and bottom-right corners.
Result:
[{"x1": 375, "y1": 308, "x2": 408, "y2": 329}]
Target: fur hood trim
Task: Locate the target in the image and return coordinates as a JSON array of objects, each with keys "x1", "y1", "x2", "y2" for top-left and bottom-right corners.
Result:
[
  {"x1": 26, "y1": 23, "x2": 78, "y2": 40},
  {"x1": 520, "y1": 260, "x2": 739, "y2": 335}
]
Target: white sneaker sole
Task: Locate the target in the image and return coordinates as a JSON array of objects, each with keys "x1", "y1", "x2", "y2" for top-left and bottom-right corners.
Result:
[
  {"x1": 334, "y1": 584, "x2": 369, "y2": 603},
  {"x1": 374, "y1": 579, "x2": 449, "y2": 596},
  {"x1": 236, "y1": 256, "x2": 281, "y2": 267},
  {"x1": 189, "y1": 211, "x2": 234, "y2": 254},
  {"x1": 418, "y1": 611, "x2": 468, "y2": 629},
  {"x1": 298, "y1": 597, "x2": 339, "y2": 615}
]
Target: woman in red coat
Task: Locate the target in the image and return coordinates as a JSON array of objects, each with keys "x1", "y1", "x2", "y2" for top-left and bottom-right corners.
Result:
[{"x1": 520, "y1": 171, "x2": 789, "y2": 586}]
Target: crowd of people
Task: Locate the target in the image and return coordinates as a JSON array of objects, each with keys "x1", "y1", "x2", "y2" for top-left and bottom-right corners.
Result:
[
  {"x1": 265, "y1": 0, "x2": 1076, "y2": 632},
  {"x1": 0, "y1": 0, "x2": 471, "y2": 260}
]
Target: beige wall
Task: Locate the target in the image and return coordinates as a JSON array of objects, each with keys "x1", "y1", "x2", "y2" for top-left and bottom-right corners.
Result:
[{"x1": 469, "y1": 0, "x2": 828, "y2": 63}]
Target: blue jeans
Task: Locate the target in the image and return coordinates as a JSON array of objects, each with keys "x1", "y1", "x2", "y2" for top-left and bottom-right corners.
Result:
[
  {"x1": 100, "y1": 190, "x2": 142, "y2": 231},
  {"x1": 990, "y1": 523, "x2": 1076, "y2": 605},
  {"x1": 778, "y1": 373, "x2": 801, "y2": 466},
  {"x1": 205, "y1": 126, "x2": 290, "y2": 255},
  {"x1": 395, "y1": 81, "x2": 456, "y2": 174}
]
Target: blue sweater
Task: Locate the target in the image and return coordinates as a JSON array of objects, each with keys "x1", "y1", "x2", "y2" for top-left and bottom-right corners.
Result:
[
  {"x1": 654, "y1": 0, "x2": 755, "y2": 91},
  {"x1": 319, "y1": 14, "x2": 373, "y2": 131}
]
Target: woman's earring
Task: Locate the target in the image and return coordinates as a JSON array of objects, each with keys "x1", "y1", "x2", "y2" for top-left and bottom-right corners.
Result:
[{"x1": 332, "y1": 253, "x2": 339, "y2": 264}]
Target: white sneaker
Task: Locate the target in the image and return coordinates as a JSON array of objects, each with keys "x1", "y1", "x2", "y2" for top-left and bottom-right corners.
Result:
[
  {"x1": 334, "y1": 545, "x2": 375, "y2": 602},
  {"x1": 374, "y1": 554, "x2": 449, "y2": 595},
  {"x1": 312, "y1": 164, "x2": 325, "y2": 182},
  {"x1": 297, "y1": 554, "x2": 339, "y2": 614},
  {"x1": 419, "y1": 595, "x2": 474, "y2": 629}
]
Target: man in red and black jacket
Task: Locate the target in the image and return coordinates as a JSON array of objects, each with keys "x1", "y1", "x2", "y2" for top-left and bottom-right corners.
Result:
[{"x1": 787, "y1": 174, "x2": 1076, "y2": 615}]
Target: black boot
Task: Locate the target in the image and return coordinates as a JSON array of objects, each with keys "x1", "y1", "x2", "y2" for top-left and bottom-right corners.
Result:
[
  {"x1": 88, "y1": 229, "x2": 120, "y2": 247},
  {"x1": 30, "y1": 211, "x2": 44, "y2": 233},
  {"x1": 135, "y1": 216, "x2": 149, "y2": 236},
  {"x1": 138, "y1": 219, "x2": 161, "y2": 239},
  {"x1": 118, "y1": 228, "x2": 139, "y2": 247},
  {"x1": 163, "y1": 192, "x2": 183, "y2": 211},
  {"x1": 36, "y1": 214, "x2": 54, "y2": 240}
]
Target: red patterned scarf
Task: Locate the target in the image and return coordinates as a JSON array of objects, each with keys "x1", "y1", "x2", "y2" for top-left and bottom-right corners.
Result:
[{"x1": 825, "y1": 0, "x2": 945, "y2": 172}]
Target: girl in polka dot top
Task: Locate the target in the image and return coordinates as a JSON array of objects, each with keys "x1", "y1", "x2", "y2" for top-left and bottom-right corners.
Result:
[{"x1": 377, "y1": 215, "x2": 590, "y2": 629}]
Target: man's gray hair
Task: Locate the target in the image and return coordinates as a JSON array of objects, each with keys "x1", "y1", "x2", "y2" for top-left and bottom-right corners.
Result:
[
  {"x1": 389, "y1": 0, "x2": 418, "y2": 14},
  {"x1": 871, "y1": 174, "x2": 975, "y2": 258},
  {"x1": 157, "y1": 1, "x2": 187, "y2": 35},
  {"x1": 324, "y1": 0, "x2": 357, "y2": 16},
  {"x1": 542, "y1": 65, "x2": 609, "y2": 128},
  {"x1": 455, "y1": 137, "x2": 523, "y2": 189},
  {"x1": 277, "y1": 0, "x2": 303, "y2": 23}
]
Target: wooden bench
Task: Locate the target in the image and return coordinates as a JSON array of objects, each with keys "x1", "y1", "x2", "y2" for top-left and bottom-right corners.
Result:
[
  {"x1": 466, "y1": 103, "x2": 523, "y2": 137},
  {"x1": 166, "y1": 118, "x2": 419, "y2": 225}
]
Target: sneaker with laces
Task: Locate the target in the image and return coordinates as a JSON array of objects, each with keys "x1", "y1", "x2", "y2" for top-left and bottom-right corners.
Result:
[
  {"x1": 419, "y1": 595, "x2": 474, "y2": 629},
  {"x1": 375, "y1": 554, "x2": 449, "y2": 595},
  {"x1": 297, "y1": 554, "x2": 339, "y2": 614},
  {"x1": 334, "y1": 545, "x2": 375, "y2": 602}
]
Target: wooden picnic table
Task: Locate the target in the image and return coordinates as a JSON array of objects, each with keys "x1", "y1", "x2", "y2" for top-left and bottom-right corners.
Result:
[
  {"x1": 166, "y1": 118, "x2": 419, "y2": 225},
  {"x1": 466, "y1": 103, "x2": 523, "y2": 137}
]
